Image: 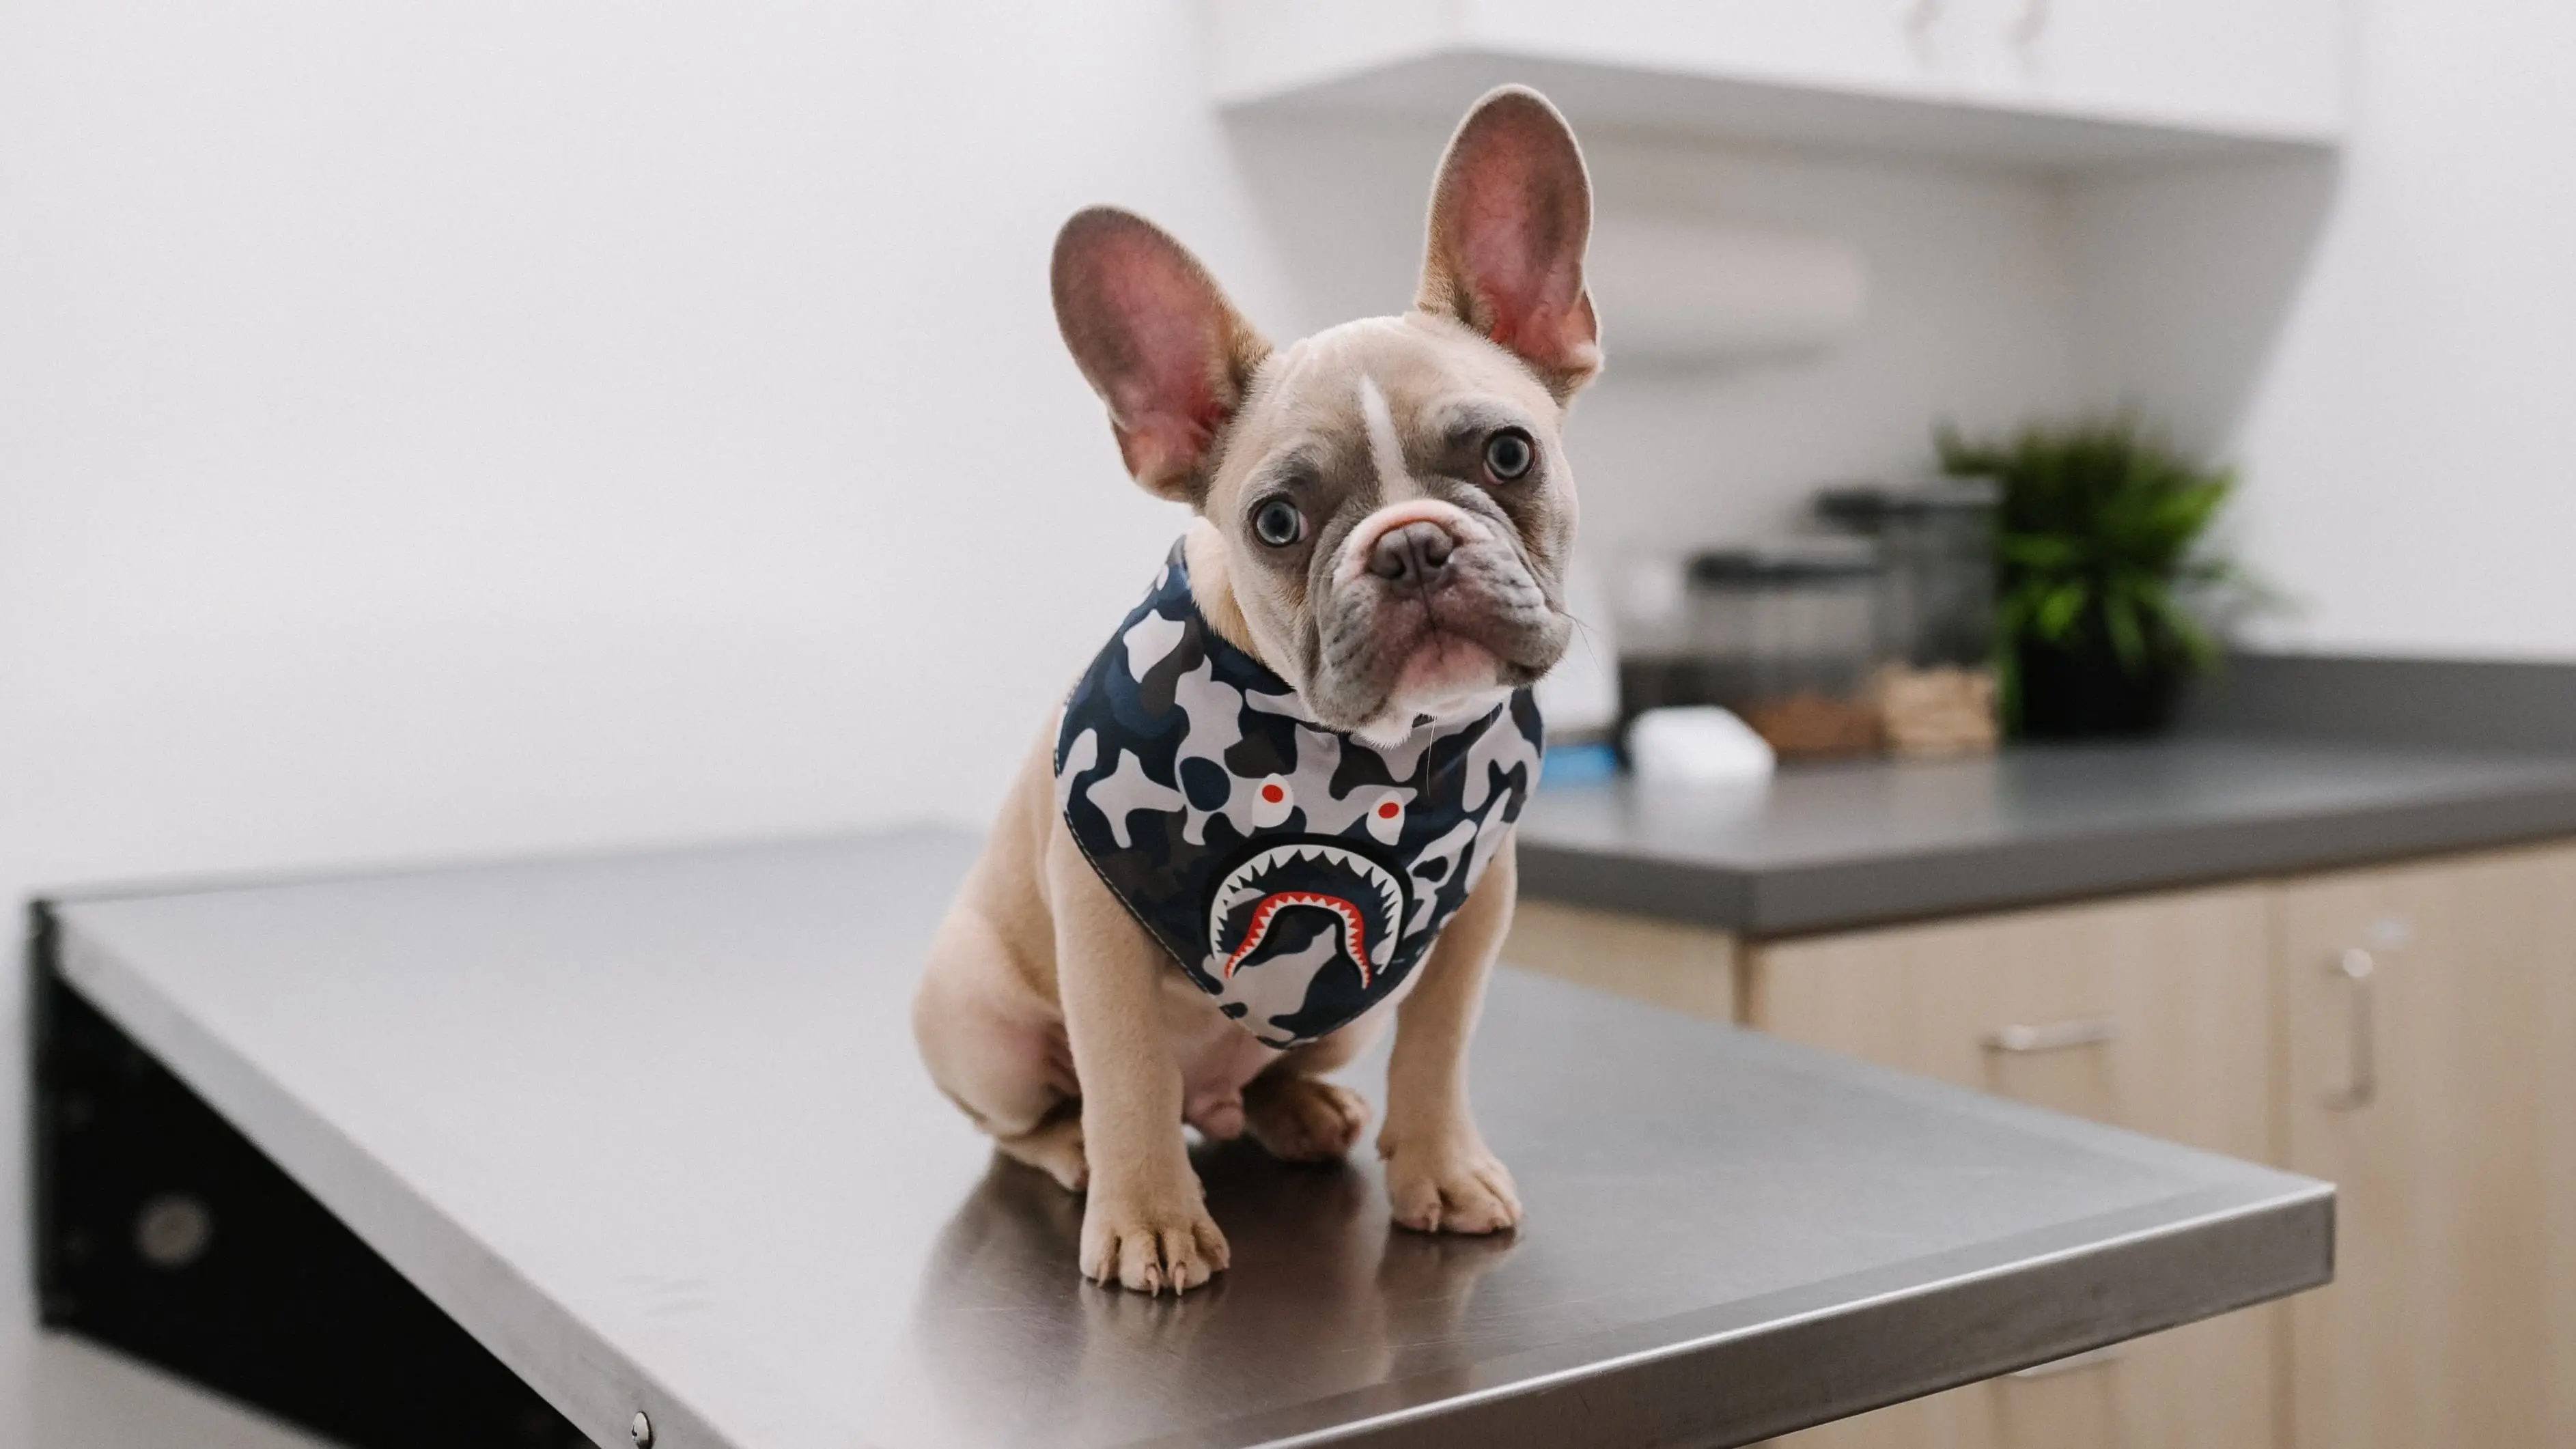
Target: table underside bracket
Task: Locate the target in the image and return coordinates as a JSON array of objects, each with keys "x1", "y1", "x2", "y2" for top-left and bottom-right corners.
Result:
[{"x1": 29, "y1": 903, "x2": 594, "y2": 1449}]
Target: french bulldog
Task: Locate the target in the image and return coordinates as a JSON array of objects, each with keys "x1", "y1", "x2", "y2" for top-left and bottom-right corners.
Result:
[{"x1": 912, "y1": 85, "x2": 1599, "y2": 1295}]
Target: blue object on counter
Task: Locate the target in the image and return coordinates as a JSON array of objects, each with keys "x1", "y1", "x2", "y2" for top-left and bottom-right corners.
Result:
[{"x1": 1541, "y1": 741, "x2": 1621, "y2": 788}]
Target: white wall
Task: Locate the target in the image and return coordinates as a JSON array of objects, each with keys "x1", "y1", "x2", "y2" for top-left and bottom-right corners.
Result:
[
  {"x1": 0, "y1": 5, "x2": 2075, "y2": 1440},
  {"x1": 1578, "y1": 139, "x2": 2079, "y2": 558},
  {"x1": 2071, "y1": 0, "x2": 2576, "y2": 660},
  {"x1": 1231, "y1": 115, "x2": 2081, "y2": 561},
  {"x1": 15, "y1": 5, "x2": 1261, "y2": 1442}
]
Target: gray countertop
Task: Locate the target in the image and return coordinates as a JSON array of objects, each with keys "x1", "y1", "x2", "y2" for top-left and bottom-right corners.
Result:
[
  {"x1": 44, "y1": 830, "x2": 2330, "y2": 1449},
  {"x1": 1518, "y1": 735, "x2": 2576, "y2": 935}
]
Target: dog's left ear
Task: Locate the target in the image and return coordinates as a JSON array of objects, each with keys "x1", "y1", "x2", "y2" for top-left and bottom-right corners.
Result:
[{"x1": 1416, "y1": 86, "x2": 1601, "y2": 400}]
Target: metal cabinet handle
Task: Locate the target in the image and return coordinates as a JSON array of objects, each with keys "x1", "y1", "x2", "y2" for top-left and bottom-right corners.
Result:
[
  {"x1": 2324, "y1": 947, "x2": 2377, "y2": 1110},
  {"x1": 1982, "y1": 1017, "x2": 2118, "y2": 1054},
  {"x1": 2010, "y1": 1342, "x2": 2124, "y2": 1380}
]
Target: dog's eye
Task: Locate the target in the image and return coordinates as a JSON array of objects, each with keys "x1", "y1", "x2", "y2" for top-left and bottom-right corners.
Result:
[
  {"x1": 1483, "y1": 428, "x2": 1536, "y2": 482},
  {"x1": 1252, "y1": 497, "x2": 1305, "y2": 548}
]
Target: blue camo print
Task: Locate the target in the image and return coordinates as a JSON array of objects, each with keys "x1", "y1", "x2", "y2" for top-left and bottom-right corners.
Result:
[{"x1": 1054, "y1": 540, "x2": 1544, "y2": 1049}]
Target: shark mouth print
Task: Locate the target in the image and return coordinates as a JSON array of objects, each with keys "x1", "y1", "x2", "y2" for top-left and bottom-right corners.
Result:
[{"x1": 1207, "y1": 841, "x2": 1408, "y2": 987}]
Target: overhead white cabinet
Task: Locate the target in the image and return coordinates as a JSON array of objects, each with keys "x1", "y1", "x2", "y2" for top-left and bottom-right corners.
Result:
[
  {"x1": 1205, "y1": 0, "x2": 2344, "y2": 169},
  {"x1": 1980, "y1": 0, "x2": 2345, "y2": 143}
]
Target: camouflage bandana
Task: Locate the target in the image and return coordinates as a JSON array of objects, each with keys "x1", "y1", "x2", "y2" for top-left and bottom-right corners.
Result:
[{"x1": 1054, "y1": 540, "x2": 1545, "y2": 1049}]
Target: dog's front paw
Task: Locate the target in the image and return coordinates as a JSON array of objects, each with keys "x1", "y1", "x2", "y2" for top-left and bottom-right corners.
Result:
[
  {"x1": 1381, "y1": 1135, "x2": 1522, "y2": 1235},
  {"x1": 1080, "y1": 1189, "x2": 1231, "y2": 1295},
  {"x1": 1244, "y1": 1075, "x2": 1370, "y2": 1162}
]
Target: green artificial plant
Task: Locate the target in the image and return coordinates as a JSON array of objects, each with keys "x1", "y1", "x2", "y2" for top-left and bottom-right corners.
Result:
[{"x1": 1937, "y1": 417, "x2": 2253, "y2": 735}]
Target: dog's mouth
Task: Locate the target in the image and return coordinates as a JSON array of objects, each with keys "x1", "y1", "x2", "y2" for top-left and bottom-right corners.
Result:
[
  {"x1": 1415, "y1": 587, "x2": 1570, "y2": 677},
  {"x1": 1316, "y1": 600, "x2": 1565, "y2": 733},
  {"x1": 1395, "y1": 630, "x2": 1509, "y2": 696},
  {"x1": 1207, "y1": 841, "x2": 1408, "y2": 979}
]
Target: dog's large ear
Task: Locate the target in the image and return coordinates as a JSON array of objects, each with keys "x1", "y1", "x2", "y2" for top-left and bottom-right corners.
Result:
[
  {"x1": 1416, "y1": 86, "x2": 1601, "y2": 399},
  {"x1": 1052, "y1": 208, "x2": 1270, "y2": 504}
]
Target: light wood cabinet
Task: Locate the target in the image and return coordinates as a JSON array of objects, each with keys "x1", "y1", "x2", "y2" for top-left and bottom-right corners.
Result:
[
  {"x1": 2273, "y1": 841, "x2": 2576, "y2": 1449},
  {"x1": 1745, "y1": 884, "x2": 2274, "y2": 1160},
  {"x1": 1747, "y1": 884, "x2": 2281, "y2": 1449},
  {"x1": 1502, "y1": 898, "x2": 1737, "y2": 1024},
  {"x1": 1512, "y1": 837, "x2": 2576, "y2": 1449}
]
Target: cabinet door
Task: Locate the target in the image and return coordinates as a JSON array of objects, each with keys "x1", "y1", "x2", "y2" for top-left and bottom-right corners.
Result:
[
  {"x1": 1466, "y1": 1, "x2": 1976, "y2": 100},
  {"x1": 1501, "y1": 899, "x2": 1737, "y2": 1023},
  {"x1": 2276, "y1": 843, "x2": 2576, "y2": 1449},
  {"x1": 1978, "y1": 0, "x2": 2344, "y2": 139},
  {"x1": 1748, "y1": 883, "x2": 2279, "y2": 1449},
  {"x1": 1213, "y1": 0, "x2": 1972, "y2": 110}
]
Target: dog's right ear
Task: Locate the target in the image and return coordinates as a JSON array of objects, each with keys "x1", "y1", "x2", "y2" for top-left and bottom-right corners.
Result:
[{"x1": 1052, "y1": 208, "x2": 1270, "y2": 505}]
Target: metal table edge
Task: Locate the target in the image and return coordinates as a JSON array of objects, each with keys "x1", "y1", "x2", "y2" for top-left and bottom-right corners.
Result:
[
  {"x1": 41, "y1": 903, "x2": 747, "y2": 1449},
  {"x1": 1128, "y1": 1170, "x2": 2333, "y2": 1448}
]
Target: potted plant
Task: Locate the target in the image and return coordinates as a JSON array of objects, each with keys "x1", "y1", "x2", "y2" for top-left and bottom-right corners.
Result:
[{"x1": 1935, "y1": 417, "x2": 2248, "y2": 737}]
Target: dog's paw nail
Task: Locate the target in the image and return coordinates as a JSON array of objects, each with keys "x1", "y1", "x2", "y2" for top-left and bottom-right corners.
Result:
[
  {"x1": 1386, "y1": 1142, "x2": 1522, "y2": 1236},
  {"x1": 1084, "y1": 1199, "x2": 1230, "y2": 1295}
]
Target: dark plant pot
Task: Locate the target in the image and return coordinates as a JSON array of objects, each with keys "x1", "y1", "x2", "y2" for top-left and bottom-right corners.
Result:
[{"x1": 2015, "y1": 639, "x2": 2181, "y2": 738}]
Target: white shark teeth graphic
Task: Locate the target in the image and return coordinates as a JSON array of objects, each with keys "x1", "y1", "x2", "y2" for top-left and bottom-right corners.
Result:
[{"x1": 1207, "y1": 841, "x2": 1406, "y2": 966}]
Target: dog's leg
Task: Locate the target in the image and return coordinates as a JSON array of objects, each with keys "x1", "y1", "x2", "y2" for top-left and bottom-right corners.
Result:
[
  {"x1": 913, "y1": 864, "x2": 1084, "y2": 1174},
  {"x1": 1243, "y1": 1030, "x2": 1375, "y2": 1163},
  {"x1": 993, "y1": 1101, "x2": 1089, "y2": 1192},
  {"x1": 914, "y1": 724, "x2": 1089, "y2": 1174},
  {"x1": 1047, "y1": 826, "x2": 1231, "y2": 1294},
  {"x1": 1377, "y1": 834, "x2": 1523, "y2": 1234}
]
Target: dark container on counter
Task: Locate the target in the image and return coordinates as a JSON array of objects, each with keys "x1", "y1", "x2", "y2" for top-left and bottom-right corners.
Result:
[
  {"x1": 1817, "y1": 479, "x2": 2000, "y2": 669},
  {"x1": 1618, "y1": 538, "x2": 1884, "y2": 760},
  {"x1": 1817, "y1": 479, "x2": 2001, "y2": 757}
]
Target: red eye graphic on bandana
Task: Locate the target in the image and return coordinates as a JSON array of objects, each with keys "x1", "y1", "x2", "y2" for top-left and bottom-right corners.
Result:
[
  {"x1": 1247, "y1": 774, "x2": 1295, "y2": 828},
  {"x1": 1206, "y1": 839, "x2": 1408, "y2": 987},
  {"x1": 1366, "y1": 791, "x2": 1408, "y2": 845}
]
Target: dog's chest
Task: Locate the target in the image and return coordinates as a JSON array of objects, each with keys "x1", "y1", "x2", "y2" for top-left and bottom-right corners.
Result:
[{"x1": 1054, "y1": 544, "x2": 1543, "y2": 1050}]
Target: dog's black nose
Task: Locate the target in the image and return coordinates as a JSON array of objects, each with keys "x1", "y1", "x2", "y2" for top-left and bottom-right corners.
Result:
[{"x1": 1368, "y1": 521, "x2": 1456, "y2": 591}]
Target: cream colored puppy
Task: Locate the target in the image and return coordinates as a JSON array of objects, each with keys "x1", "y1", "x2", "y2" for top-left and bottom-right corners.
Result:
[{"x1": 913, "y1": 86, "x2": 1601, "y2": 1295}]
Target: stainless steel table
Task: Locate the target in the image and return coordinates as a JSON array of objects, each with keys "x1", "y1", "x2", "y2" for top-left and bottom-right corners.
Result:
[{"x1": 31, "y1": 829, "x2": 2332, "y2": 1449}]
